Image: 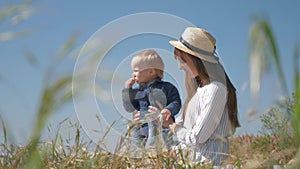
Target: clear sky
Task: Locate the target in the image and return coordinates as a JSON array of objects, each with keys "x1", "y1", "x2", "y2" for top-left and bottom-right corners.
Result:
[{"x1": 1, "y1": 0, "x2": 300, "y2": 148}]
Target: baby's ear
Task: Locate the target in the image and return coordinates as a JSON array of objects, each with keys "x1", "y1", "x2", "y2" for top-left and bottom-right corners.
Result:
[{"x1": 149, "y1": 68, "x2": 155, "y2": 75}]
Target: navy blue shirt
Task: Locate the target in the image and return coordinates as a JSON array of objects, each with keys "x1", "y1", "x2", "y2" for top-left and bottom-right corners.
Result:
[{"x1": 122, "y1": 78, "x2": 181, "y2": 135}]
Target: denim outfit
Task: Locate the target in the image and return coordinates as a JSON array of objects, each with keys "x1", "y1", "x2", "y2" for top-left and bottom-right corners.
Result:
[{"x1": 122, "y1": 78, "x2": 181, "y2": 148}]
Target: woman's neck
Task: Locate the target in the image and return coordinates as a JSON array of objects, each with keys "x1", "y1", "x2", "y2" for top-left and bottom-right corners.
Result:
[{"x1": 194, "y1": 75, "x2": 210, "y2": 87}]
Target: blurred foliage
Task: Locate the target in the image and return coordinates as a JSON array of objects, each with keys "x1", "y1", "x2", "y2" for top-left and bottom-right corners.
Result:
[
  {"x1": 249, "y1": 17, "x2": 300, "y2": 168},
  {"x1": 249, "y1": 17, "x2": 288, "y2": 96},
  {"x1": 0, "y1": 0, "x2": 35, "y2": 41}
]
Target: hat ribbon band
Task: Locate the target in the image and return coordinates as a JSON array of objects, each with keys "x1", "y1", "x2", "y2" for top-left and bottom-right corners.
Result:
[{"x1": 180, "y1": 37, "x2": 215, "y2": 56}]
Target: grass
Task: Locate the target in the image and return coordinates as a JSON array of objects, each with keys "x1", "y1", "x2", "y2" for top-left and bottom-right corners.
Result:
[
  {"x1": 0, "y1": 96, "x2": 299, "y2": 168},
  {"x1": 0, "y1": 121, "x2": 298, "y2": 169},
  {"x1": 227, "y1": 99, "x2": 298, "y2": 168}
]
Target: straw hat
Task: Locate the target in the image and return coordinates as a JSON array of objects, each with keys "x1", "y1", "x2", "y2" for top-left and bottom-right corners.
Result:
[{"x1": 169, "y1": 27, "x2": 219, "y2": 63}]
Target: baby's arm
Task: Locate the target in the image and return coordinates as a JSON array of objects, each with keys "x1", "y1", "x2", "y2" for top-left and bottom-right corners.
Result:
[
  {"x1": 122, "y1": 78, "x2": 138, "y2": 112},
  {"x1": 125, "y1": 78, "x2": 135, "y2": 88},
  {"x1": 164, "y1": 84, "x2": 181, "y2": 120}
]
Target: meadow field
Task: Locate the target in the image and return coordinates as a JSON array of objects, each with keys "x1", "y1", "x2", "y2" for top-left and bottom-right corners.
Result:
[{"x1": 1, "y1": 1, "x2": 300, "y2": 168}]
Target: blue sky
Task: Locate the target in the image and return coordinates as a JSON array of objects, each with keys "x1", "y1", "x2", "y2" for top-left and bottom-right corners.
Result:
[{"x1": 1, "y1": 0, "x2": 300, "y2": 146}]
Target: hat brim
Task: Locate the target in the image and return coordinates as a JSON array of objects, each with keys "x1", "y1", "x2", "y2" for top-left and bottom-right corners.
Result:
[{"x1": 169, "y1": 40, "x2": 218, "y2": 63}]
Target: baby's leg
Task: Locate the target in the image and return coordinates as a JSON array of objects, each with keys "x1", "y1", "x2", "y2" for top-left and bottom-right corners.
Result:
[
  {"x1": 145, "y1": 121, "x2": 156, "y2": 148},
  {"x1": 145, "y1": 118, "x2": 166, "y2": 150}
]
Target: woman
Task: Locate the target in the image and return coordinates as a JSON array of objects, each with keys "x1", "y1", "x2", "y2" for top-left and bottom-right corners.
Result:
[{"x1": 148, "y1": 27, "x2": 240, "y2": 165}]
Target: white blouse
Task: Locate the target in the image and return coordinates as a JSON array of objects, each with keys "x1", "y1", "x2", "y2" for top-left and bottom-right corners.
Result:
[{"x1": 174, "y1": 81, "x2": 230, "y2": 164}]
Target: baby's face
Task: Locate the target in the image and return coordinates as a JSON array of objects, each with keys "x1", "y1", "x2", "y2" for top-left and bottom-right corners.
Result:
[{"x1": 131, "y1": 63, "x2": 156, "y2": 84}]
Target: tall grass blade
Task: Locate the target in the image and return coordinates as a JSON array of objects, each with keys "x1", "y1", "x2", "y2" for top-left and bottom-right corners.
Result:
[
  {"x1": 35, "y1": 77, "x2": 72, "y2": 137},
  {"x1": 0, "y1": 30, "x2": 33, "y2": 41},
  {"x1": 249, "y1": 19, "x2": 289, "y2": 105},
  {"x1": 249, "y1": 21, "x2": 268, "y2": 105},
  {"x1": 21, "y1": 76, "x2": 72, "y2": 168},
  {"x1": 260, "y1": 20, "x2": 289, "y2": 95},
  {"x1": 293, "y1": 43, "x2": 300, "y2": 146},
  {"x1": 24, "y1": 49, "x2": 38, "y2": 67},
  {"x1": 57, "y1": 33, "x2": 79, "y2": 59},
  {"x1": 0, "y1": 0, "x2": 35, "y2": 21},
  {"x1": 0, "y1": 115, "x2": 7, "y2": 145}
]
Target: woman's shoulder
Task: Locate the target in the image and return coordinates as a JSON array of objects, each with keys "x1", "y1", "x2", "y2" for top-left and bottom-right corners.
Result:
[
  {"x1": 197, "y1": 81, "x2": 228, "y2": 100},
  {"x1": 199, "y1": 81, "x2": 227, "y2": 92}
]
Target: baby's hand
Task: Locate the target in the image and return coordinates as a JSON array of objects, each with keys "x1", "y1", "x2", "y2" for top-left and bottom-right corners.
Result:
[
  {"x1": 148, "y1": 105, "x2": 160, "y2": 114},
  {"x1": 125, "y1": 78, "x2": 135, "y2": 88},
  {"x1": 132, "y1": 111, "x2": 141, "y2": 123},
  {"x1": 148, "y1": 107, "x2": 171, "y2": 121}
]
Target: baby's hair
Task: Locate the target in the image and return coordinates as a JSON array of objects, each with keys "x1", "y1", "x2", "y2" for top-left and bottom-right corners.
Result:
[{"x1": 131, "y1": 49, "x2": 165, "y2": 78}]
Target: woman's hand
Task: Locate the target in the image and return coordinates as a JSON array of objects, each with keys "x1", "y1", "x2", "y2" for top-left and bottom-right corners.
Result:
[
  {"x1": 163, "y1": 116, "x2": 174, "y2": 128},
  {"x1": 161, "y1": 109, "x2": 171, "y2": 121}
]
